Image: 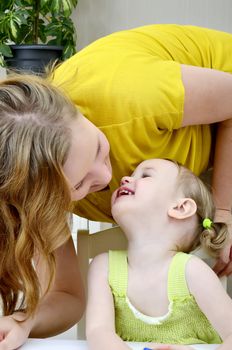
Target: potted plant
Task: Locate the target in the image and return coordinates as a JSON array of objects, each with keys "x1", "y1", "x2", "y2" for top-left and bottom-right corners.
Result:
[{"x1": 0, "y1": 0, "x2": 78, "y2": 73}]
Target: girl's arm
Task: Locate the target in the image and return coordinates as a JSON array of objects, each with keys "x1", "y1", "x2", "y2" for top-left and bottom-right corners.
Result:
[
  {"x1": 181, "y1": 64, "x2": 232, "y2": 274},
  {"x1": 186, "y1": 256, "x2": 232, "y2": 350},
  {"x1": 86, "y1": 253, "x2": 131, "y2": 350}
]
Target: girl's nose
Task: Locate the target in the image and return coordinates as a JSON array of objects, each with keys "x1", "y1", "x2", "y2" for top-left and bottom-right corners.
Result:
[{"x1": 120, "y1": 176, "x2": 132, "y2": 186}]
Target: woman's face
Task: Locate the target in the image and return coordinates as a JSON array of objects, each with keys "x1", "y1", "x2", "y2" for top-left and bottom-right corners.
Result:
[{"x1": 63, "y1": 113, "x2": 112, "y2": 201}]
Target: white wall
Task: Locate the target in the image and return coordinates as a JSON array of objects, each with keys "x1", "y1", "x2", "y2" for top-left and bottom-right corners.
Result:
[{"x1": 73, "y1": 0, "x2": 232, "y2": 50}]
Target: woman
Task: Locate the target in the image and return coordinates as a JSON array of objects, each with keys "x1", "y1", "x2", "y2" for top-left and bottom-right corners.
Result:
[
  {"x1": 0, "y1": 74, "x2": 111, "y2": 349},
  {"x1": 53, "y1": 24, "x2": 232, "y2": 275},
  {"x1": 0, "y1": 24, "x2": 232, "y2": 349}
]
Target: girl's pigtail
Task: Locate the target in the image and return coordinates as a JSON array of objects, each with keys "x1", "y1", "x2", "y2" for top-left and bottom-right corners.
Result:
[{"x1": 200, "y1": 222, "x2": 228, "y2": 258}]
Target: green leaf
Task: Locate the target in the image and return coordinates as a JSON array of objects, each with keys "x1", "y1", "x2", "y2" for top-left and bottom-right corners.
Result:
[
  {"x1": 20, "y1": 0, "x2": 34, "y2": 5},
  {"x1": 0, "y1": 55, "x2": 5, "y2": 67},
  {"x1": 10, "y1": 20, "x2": 18, "y2": 39},
  {"x1": 61, "y1": 0, "x2": 72, "y2": 16},
  {"x1": 0, "y1": 1, "x2": 13, "y2": 12},
  {"x1": 71, "y1": 0, "x2": 78, "y2": 7},
  {"x1": 51, "y1": 0, "x2": 60, "y2": 14},
  {"x1": 38, "y1": 24, "x2": 47, "y2": 43},
  {"x1": 0, "y1": 44, "x2": 13, "y2": 57},
  {"x1": 16, "y1": 10, "x2": 31, "y2": 25},
  {"x1": 15, "y1": 23, "x2": 33, "y2": 44},
  {"x1": 0, "y1": 0, "x2": 78, "y2": 48},
  {"x1": 62, "y1": 42, "x2": 76, "y2": 59},
  {"x1": 46, "y1": 39, "x2": 57, "y2": 45}
]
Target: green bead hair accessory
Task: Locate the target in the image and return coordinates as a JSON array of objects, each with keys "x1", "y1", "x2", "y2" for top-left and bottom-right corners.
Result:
[{"x1": 202, "y1": 218, "x2": 213, "y2": 229}]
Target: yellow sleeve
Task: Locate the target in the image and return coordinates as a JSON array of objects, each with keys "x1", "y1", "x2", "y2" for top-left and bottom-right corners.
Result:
[{"x1": 53, "y1": 32, "x2": 185, "y2": 132}]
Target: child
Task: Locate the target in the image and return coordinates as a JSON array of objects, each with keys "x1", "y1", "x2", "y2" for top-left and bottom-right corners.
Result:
[{"x1": 86, "y1": 159, "x2": 232, "y2": 350}]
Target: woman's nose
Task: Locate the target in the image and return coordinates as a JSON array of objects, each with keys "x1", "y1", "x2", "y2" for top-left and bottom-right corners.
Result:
[{"x1": 90, "y1": 162, "x2": 112, "y2": 190}]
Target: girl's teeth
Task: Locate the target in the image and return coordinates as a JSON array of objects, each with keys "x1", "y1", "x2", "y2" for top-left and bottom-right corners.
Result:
[{"x1": 119, "y1": 189, "x2": 133, "y2": 196}]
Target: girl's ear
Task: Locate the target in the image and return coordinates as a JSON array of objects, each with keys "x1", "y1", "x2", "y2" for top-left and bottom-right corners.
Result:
[{"x1": 168, "y1": 198, "x2": 197, "y2": 219}]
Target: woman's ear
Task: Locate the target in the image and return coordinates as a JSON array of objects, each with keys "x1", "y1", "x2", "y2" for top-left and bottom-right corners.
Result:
[{"x1": 168, "y1": 198, "x2": 197, "y2": 219}]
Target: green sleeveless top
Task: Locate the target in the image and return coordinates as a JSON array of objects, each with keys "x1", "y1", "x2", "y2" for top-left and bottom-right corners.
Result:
[{"x1": 108, "y1": 251, "x2": 221, "y2": 344}]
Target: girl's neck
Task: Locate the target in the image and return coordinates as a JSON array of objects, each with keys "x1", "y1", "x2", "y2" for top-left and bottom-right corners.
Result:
[
  {"x1": 127, "y1": 241, "x2": 176, "y2": 269},
  {"x1": 117, "y1": 216, "x2": 190, "y2": 268},
  {"x1": 117, "y1": 215, "x2": 196, "y2": 268},
  {"x1": 125, "y1": 226, "x2": 177, "y2": 269}
]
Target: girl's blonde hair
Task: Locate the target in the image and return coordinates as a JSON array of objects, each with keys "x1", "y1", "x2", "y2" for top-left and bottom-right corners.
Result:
[
  {"x1": 0, "y1": 73, "x2": 78, "y2": 317},
  {"x1": 177, "y1": 165, "x2": 228, "y2": 257}
]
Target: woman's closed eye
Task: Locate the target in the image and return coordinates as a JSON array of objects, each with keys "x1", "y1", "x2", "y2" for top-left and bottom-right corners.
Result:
[{"x1": 74, "y1": 180, "x2": 84, "y2": 191}]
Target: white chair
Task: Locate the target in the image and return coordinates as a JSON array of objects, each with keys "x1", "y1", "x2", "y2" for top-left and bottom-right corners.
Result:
[{"x1": 77, "y1": 226, "x2": 127, "y2": 339}]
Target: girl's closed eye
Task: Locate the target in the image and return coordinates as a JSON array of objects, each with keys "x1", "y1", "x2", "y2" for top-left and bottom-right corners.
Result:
[{"x1": 142, "y1": 173, "x2": 151, "y2": 178}]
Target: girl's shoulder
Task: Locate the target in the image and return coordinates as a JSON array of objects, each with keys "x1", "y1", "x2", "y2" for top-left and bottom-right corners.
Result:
[
  {"x1": 186, "y1": 254, "x2": 216, "y2": 279},
  {"x1": 185, "y1": 254, "x2": 224, "y2": 296},
  {"x1": 89, "y1": 252, "x2": 109, "y2": 279},
  {"x1": 90, "y1": 252, "x2": 109, "y2": 267}
]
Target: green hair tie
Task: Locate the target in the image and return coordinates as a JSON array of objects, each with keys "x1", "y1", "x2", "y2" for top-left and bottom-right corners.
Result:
[{"x1": 202, "y1": 218, "x2": 213, "y2": 229}]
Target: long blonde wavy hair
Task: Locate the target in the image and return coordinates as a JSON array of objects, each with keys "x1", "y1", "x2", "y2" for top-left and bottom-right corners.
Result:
[
  {"x1": 176, "y1": 164, "x2": 228, "y2": 257},
  {"x1": 0, "y1": 73, "x2": 78, "y2": 317}
]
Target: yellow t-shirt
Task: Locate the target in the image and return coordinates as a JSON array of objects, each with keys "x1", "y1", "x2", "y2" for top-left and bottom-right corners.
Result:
[{"x1": 53, "y1": 24, "x2": 232, "y2": 222}]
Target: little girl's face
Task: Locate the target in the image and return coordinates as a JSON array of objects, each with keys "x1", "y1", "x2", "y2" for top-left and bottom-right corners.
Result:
[{"x1": 111, "y1": 159, "x2": 179, "y2": 222}]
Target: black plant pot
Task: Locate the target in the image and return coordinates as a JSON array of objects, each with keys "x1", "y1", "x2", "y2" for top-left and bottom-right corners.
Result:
[{"x1": 5, "y1": 44, "x2": 63, "y2": 74}]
